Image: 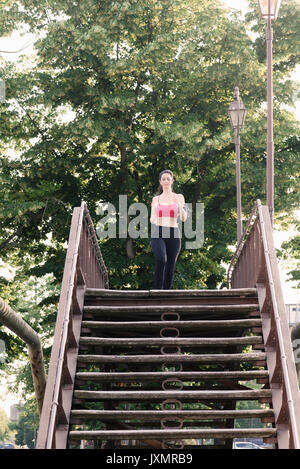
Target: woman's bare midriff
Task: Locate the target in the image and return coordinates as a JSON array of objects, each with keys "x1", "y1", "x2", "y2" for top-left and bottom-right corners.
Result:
[{"x1": 156, "y1": 217, "x2": 179, "y2": 228}]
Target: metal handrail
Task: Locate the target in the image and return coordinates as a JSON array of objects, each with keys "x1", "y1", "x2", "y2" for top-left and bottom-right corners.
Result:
[
  {"x1": 36, "y1": 201, "x2": 109, "y2": 448},
  {"x1": 228, "y1": 199, "x2": 300, "y2": 448},
  {"x1": 257, "y1": 201, "x2": 299, "y2": 448},
  {"x1": 227, "y1": 201, "x2": 259, "y2": 289},
  {"x1": 82, "y1": 202, "x2": 109, "y2": 289},
  {"x1": 45, "y1": 203, "x2": 84, "y2": 448}
]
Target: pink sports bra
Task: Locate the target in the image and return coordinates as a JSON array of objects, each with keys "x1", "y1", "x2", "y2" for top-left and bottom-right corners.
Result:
[{"x1": 156, "y1": 194, "x2": 179, "y2": 218}]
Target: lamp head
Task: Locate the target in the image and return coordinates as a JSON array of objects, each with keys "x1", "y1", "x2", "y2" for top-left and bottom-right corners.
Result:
[
  {"x1": 228, "y1": 87, "x2": 246, "y2": 130},
  {"x1": 258, "y1": 0, "x2": 281, "y2": 20}
]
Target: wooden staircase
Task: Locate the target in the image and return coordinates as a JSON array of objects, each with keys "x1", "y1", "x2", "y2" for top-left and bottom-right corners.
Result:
[
  {"x1": 67, "y1": 287, "x2": 276, "y2": 449},
  {"x1": 35, "y1": 201, "x2": 300, "y2": 449}
]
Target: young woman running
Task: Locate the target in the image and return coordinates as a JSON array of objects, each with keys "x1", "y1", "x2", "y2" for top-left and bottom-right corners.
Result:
[{"x1": 150, "y1": 169, "x2": 187, "y2": 289}]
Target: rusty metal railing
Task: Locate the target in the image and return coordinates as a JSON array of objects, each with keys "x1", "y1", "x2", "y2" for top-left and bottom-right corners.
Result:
[
  {"x1": 36, "y1": 202, "x2": 109, "y2": 449},
  {"x1": 0, "y1": 297, "x2": 46, "y2": 415},
  {"x1": 227, "y1": 202, "x2": 260, "y2": 290},
  {"x1": 227, "y1": 199, "x2": 300, "y2": 449}
]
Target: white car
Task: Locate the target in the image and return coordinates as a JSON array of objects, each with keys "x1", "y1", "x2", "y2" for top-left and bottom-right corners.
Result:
[{"x1": 233, "y1": 441, "x2": 265, "y2": 449}]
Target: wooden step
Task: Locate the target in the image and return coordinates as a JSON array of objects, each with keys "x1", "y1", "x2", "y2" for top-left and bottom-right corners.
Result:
[
  {"x1": 73, "y1": 389, "x2": 271, "y2": 401},
  {"x1": 75, "y1": 370, "x2": 269, "y2": 382},
  {"x1": 69, "y1": 285, "x2": 276, "y2": 449},
  {"x1": 79, "y1": 336, "x2": 262, "y2": 347},
  {"x1": 83, "y1": 304, "x2": 259, "y2": 314},
  {"x1": 84, "y1": 288, "x2": 258, "y2": 298},
  {"x1": 77, "y1": 352, "x2": 266, "y2": 364},
  {"x1": 70, "y1": 409, "x2": 274, "y2": 421},
  {"x1": 68, "y1": 427, "x2": 276, "y2": 441},
  {"x1": 81, "y1": 319, "x2": 262, "y2": 330}
]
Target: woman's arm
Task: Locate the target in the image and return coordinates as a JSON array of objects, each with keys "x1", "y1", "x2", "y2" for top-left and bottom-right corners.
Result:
[
  {"x1": 150, "y1": 197, "x2": 158, "y2": 224},
  {"x1": 177, "y1": 194, "x2": 188, "y2": 222}
]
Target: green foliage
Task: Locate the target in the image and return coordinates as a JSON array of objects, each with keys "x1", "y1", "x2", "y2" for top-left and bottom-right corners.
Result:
[
  {"x1": 0, "y1": 274, "x2": 56, "y2": 400},
  {"x1": 0, "y1": 407, "x2": 15, "y2": 443},
  {"x1": 246, "y1": 0, "x2": 300, "y2": 75},
  {"x1": 9, "y1": 399, "x2": 39, "y2": 449},
  {"x1": 278, "y1": 223, "x2": 300, "y2": 288}
]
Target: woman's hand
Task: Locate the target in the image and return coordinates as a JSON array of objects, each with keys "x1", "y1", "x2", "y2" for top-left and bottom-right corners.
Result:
[
  {"x1": 150, "y1": 196, "x2": 158, "y2": 224},
  {"x1": 175, "y1": 194, "x2": 187, "y2": 222},
  {"x1": 175, "y1": 194, "x2": 184, "y2": 209}
]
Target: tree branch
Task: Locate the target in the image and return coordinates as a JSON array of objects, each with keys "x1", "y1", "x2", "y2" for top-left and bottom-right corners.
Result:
[{"x1": 0, "y1": 225, "x2": 24, "y2": 250}]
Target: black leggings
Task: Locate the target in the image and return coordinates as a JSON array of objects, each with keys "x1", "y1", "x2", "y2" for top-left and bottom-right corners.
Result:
[{"x1": 150, "y1": 225, "x2": 181, "y2": 290}]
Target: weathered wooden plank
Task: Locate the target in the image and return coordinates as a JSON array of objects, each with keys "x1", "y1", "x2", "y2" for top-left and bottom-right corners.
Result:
[
  {"x1": 73, "y1": 389, "x2": 271, "y2": 400},
  {"x1": 79, "y1": 336, "x2": 262, "y2": 346},
  {"x1": 81, "y1": 319, "x2": 262, "y2": 330},
  {"x1": 75, "y1": 370, "x2": 269, "y2": 382},
  {"x1": 83, "y1": 304, "x2": 259, "y2": 313},
  {"x1": 149, "y1": 289, "x2": 258, "y2": 297},
  {"x1": 77, "y1": 352, "x2": 266, "y2": 364},
  {"x1": 84, "y1": 288, "x2": 258, "y2": 298},
  {"x1": 69, "y1": 427, "x2": 276, "y2": 440},
  {"x1": 70, "y1": 409, "x2": 274, "y2": 421},
  {"x1": 85, "y1": 289, "x2": 150, "y2": 297}
]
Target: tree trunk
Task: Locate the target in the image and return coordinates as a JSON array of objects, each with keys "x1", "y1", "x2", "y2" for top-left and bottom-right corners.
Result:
[{"x1": 0, "y1": 297, "x2": 46, "y2": 414}]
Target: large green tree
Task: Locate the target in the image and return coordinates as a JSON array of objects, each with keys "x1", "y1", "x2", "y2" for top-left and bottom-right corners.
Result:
[{"x1": 0, "y1": 0, "x2": 299, "y2": 370}]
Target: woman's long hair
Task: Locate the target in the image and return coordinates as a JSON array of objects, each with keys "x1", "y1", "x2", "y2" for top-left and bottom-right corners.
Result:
[{"x1": 155, "y1": 169, "x2": 174, "y2": 195}]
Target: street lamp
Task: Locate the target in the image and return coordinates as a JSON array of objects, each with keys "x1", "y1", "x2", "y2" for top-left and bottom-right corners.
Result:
[
  {"x1": 258, "y1": 0, "x2": 281, "y2": 225},
  {"x1": 228, "y1": 86, "x2": 246, "y2": 243}
]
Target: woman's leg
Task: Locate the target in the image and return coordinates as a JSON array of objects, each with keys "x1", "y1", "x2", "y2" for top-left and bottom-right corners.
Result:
[
  {"x1": 163, "y1": 234, "x2": 181, "y2": 290},
  {"x1": 150, "y1": 237, "x2": 167, "y2": 289}
]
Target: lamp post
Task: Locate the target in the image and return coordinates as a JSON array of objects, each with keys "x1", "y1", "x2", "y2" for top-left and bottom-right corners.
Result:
[
  {"x1": 228, "y1": 86, "x2": 246, "y2": 243},
  {"x1": 258, "y1": 0, "x2": 281, "y2": 226},
  {"x1": 0, "y1": 79, "x2": 5, "y2": 103}
]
